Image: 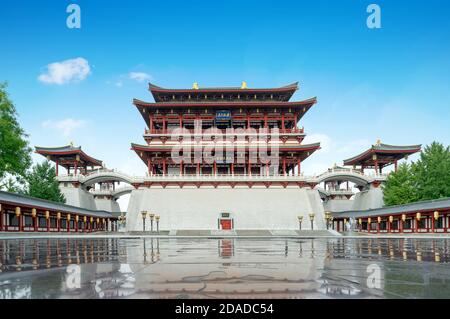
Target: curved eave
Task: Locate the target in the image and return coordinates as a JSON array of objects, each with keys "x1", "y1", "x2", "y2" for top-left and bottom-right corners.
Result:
[
  {"x1": 131, "y1": 142, "x2": 320, "y2": 163},
  {"x1": 133, "y1": 98, "x2": 316, "y2": 108},
  {"x1": 35, "y1": 148, "x2": 103, "y2": 167},
  {"x1": 134, "y1": 98, "x2": 317, "y2": 128},
  {"x1": 343, "y1": 144, "x2": 421, "y2": 166},
  {"x1": 149, "y1": 82, "x2": 299, "y2": 94}
]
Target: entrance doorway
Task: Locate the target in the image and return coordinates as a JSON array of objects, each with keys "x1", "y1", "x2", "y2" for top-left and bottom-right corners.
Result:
[
  {"x1": 218, "y1": 212, "x2": 233, "y2": 230},
  {"x1": 220, "y1": 219, "x2": 232, "y2": 230}
]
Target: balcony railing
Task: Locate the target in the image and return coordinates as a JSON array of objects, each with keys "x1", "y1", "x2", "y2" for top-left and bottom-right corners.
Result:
[{"x1": 144, "y1": 127, "x2": 305, "y2": 135}]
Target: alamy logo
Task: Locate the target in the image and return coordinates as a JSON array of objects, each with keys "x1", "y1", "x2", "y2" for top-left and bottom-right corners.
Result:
[
  {"x1": 66, "y1": 4, "x2": 81, "y2": 29},
  {"x1": 169, "y1": 120, "x2": 280, "y2": 171},
  {"x1": 66, "y1": 264, "x2": 81, "y2": 289},
  {"x1": 366, "y1": 263, "x2": 381, "y2": 289},
  {"x1": 367, "y1": 4, "x2": 382, "y2": 29}
]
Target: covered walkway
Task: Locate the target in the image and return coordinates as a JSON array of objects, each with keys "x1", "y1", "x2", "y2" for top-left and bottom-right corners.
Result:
[
  {"x1": 0, "y1": 191, "x2": 119, "y2": 233},
  {"x1": 332, "y1": 197, "x2": 450, "y2": 234}
]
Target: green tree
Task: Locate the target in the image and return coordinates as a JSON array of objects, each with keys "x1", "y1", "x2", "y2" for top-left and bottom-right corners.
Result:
[
  {"x1": 412, "y1": 142, "x2": 450, "y2": 200},
  {"x1": 0, "y1": 82, "x2": 32, "y2": 189},
  {"x1": 24, "y1": 161, "x2": 65, "y2": 203},
  {"x1": 382, "y1": 162, "x2": 419, "y2": 206}
]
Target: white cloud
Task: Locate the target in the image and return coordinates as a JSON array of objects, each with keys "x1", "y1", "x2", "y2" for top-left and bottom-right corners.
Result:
[
  {"x1": 42, "y1": 118, "x2": 87, "y2": 137},
  {"x1": 129, "y1": 72, "x2": 152, "y2": 82},
  {"x1": 38, "y1": 57, "x2": 91, "y2": 85},
  {"x1": 115, "y1": 81, "x2": 123, "y2": 87}
]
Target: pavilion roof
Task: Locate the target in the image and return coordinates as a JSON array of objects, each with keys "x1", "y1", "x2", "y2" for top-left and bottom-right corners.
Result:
[
  {"x1": 343, "y1": 143, "x2": 421, "y2": 167},
  {"x1": 35, "y1": 145, "x2": 103, "y2": 168},
  {"x1": 149, "y1": 82, "x2": 299, "y2": 102}
]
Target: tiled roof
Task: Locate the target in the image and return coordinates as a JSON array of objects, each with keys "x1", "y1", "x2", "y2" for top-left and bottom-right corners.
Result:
[{"x1": 0, "y1": 191, "x2": 115, "y2": 218}]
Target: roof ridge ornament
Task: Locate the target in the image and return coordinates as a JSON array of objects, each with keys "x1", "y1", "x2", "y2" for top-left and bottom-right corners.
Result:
[
  {"x1": 375, "y1": 139, "x2": 381, "y2": 146},
  {"x1": 192, "y1": 82, "x2": 199, "y2": 90},
  {"x1": 241, "y1": 81, "x2": 248, "y2": 89}
]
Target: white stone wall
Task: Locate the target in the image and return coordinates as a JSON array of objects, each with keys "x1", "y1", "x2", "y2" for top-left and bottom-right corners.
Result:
[
  {"x1": 126, "y1": 186, "x2": 327, "y2": 231},
  {"x1": 60, "y1": 186, "x2": 97, "y2": 211},
  {"x1": 351, "y1": 186, "x2": 384, "y2": 211},
  {"x1": 95, "y1": 198, "x2": 121, "y2": 213}
]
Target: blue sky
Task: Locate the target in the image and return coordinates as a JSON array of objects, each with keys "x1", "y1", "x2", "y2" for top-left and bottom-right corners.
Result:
[{"x1": 1, "y1": 0, "x2": 450, "y2": 179}]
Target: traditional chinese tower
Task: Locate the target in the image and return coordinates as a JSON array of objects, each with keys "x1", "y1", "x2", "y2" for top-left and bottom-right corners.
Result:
[{"x1": 126, "y1": 82, "x2": 327, "y2": 232}]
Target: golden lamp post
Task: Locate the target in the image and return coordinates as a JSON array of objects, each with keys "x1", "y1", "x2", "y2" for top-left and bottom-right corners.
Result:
[
  {"x1": 416, "y1": 212, "x2": 421, "y2": 232},
  {"x1": 15, "y1": 207, "x2": 22, "y2": 231},
  {"x1": 155, "y1": 215, "x2": 160, "y2": 233},
  {"x1": 309, "y1": 213, "x2": 315, "y2": 230},
  {"x1": 149, "y1": 213, "x2": 155, "y2": 232},
  {"x1": 141, "y1": 211, "x2": 147, "y2": 232},
  {"x1": 297, "y1": 216, "x2": 303, "y2": 230}
]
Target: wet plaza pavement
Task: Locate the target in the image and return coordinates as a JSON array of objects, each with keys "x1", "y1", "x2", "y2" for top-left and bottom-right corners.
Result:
[{"x1": 0, "y1": 237, "x2": 449, "y2": 299}]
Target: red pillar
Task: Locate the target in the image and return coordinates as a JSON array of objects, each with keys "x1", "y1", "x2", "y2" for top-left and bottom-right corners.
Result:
[
  {"x1": 55, "y1": 161, "x2": 59, "y2": 176},
  {"x1": 179, "y1": 115, "x2": 182, "y2": 128},
  {"x1": 67, "y1": 217, "x2": 70, "y2": 233},
  {"x1": 431, "y1": 214, "x2": 435, "y2": 233},
  {"x1": 57, "y1": 218, "x2": 60, "y2": 232},
  {"x1": 162, "y1": 115, "x2": 166, "y2": 134},
  {"x1": 264, "y1": 113, "x2": 268, "y2": 129},
  {"x1": 399, "y1": 219, "x2": 403, "y2": 233},
  {"x1": 213, "y1": 161, "x2": 217, "y2": 176},
  {"x1": 163, "y1": 158, "x2": 167, "y2": 176},
  {"x1": 34, "y1": 215, "x2": 38, "y2": 232},
  {"x1": 394, "y1": 160, "x2": 398, "y2": 172},
  {"x1": 247, "y1": 113, "x2": 250, "y2": 129},
  {"x1": 74, "y1": 161, "x2": 78, "y2": 176},
  {"x1": 231, "y1": 163, "x2": 234, "y2": 176},
  {"x1": 297, "y1": 158, "x2": 301, "y2": 176},
  {"x1": 197, "y1": 162, "x2": 200, "y2": 175},
  {"x1": 293, "y1": 113, "x2": 298, "y2": 130},
  {"x1": 19, "y1": 213, "x2": 23, "y2": 232},
  {"x1": 75, "y1": 218, "x2": 78, "y2": 232},
  {"x1": 0, "y1": 206, "x2": 3, "y2": 231},
  {"x1": 148, "y1": 158, "x2": 153, "y2": 176},
  {"x1": 281, "y1": 113, "x2": 285, "y2": 132},
  {"x1": 282, "y1": 157, "x2": 286, "y2": 176},
  {"x1": 248, "y1": 157, "x2": 251, "y2": 176},
  {"x1": 367, "y1": 220, "x2": 371, "y2": 233},
  {"x1": 149, "y1": 114, "x2": 154, "y2": 133},
  {"x1": 180, "y1": 161, "x2": 184, "y2": 176}
]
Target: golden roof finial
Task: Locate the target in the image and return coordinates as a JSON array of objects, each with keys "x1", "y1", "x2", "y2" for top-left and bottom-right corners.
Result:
[
  {"x1": 241, "y1": 81, "x2": 248, "y2": 89},
  {"x1": 192, "y1": 82, "x2": 199, "y2": 90},
  {"x1": 376, "y1": 139, "x2": 381, "y2": 146}
]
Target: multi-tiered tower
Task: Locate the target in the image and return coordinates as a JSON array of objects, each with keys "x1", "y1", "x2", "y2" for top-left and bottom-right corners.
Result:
[{"x1": 126, "y1": 82, "x2": 326, "y2": 231}]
